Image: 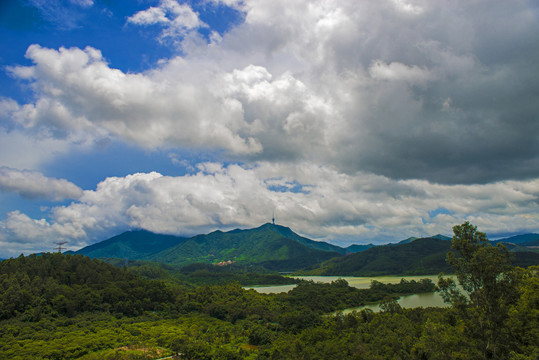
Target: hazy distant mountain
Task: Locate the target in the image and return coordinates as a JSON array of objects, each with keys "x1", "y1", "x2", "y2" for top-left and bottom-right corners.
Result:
[
  {"x1": 397, "y1": 234, "x2": 452, "y2": 244},
  {"x1": 492, "y1": 233, "x2": 539, "y2": 245},
  {"x1": 345, "y1": 244, "x2": 375, "y2": 253},
  {"x1": 489, "y1": 234, "x2": 539, "y2": 254},
  {"x1": 76, "y1": 230, "x2": 187, "y2": 260},
  {"x1": 520, "y1": 239, "x2": 539, "y2": 246},
  {"x1": 306, "y1": 236, "x2": 539, "y2": 276}
]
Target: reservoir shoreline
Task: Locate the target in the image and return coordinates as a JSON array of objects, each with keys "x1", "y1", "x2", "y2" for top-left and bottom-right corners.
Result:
[{"x1": 245, "y1": 275, "x2": 454, "y2": 311}]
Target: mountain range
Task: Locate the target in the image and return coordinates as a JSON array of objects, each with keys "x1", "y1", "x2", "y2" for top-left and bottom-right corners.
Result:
[
  {"x1": 74, "y1": 224, "x2": 539, "y2": 274},
  {"x1": 76, "y1": 223, "x2": 342, "y2": 271}
]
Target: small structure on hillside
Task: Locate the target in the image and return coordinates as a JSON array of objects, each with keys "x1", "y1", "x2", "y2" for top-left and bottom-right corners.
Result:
[
  {"x1": 216, "y1": 260, "x2": 234, "y2": 266},
  {"x1": 54, "y1": 241, "x2": 68, "y2": 253}
]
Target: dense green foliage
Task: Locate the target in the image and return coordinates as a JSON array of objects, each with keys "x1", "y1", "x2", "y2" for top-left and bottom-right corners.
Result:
[
  {"x1": 0, "y1": 253, "x2": 175, "y2": 320},
  {"x1": 101, "y1": 259, "x2": 299, "y2": 287},
  {"x1": 307, "y1": 237, "x2": 454, "y2": 276},
  {"x1": 1, "y1": 222, "x2": 538, "y2": 359},
  {"x1": 1, "y1": 252, "x2": 440, "y2": 359},
  {"x1": 176, "y1": 263, "x2": 300, "y2": 286},
  {"x1": 438, "y1": 222, "x2": 530, "y2": 359}
]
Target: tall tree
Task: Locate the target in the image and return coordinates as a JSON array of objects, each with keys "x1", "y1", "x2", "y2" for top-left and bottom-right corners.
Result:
[{"x1": 438, "y1": 221, "x2": 518, "y2": 359}]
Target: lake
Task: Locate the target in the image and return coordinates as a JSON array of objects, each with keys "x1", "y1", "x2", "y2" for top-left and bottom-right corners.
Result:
[{"x1": 245, "y1": 275, "x2": 452, "y2": 311}]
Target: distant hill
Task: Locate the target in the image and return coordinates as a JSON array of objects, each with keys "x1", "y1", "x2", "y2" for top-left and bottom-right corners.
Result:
[
  {"x1": 305, "y1": 236, "x2": 539, "y2": 276},
  {"x1": 75, "y1": 224, "x2": 343, "y2": 271},
  {"x1": 521, "y1": 239, "x2": 539, "y2": 247},
  {"x1": 345, "y1": 244, "x2": 375, "y2": 253},
  {"x1": 146, "y1": 223, "x2": 342, "y2": 271},
  {"x1": 257, "y1": 223, "x2": 347, "y2": 254},
  {"x1": 73, "y1": 226, "x2": 539, "y2": 274},
  {"x1": 310, "y1": 237, "x2": 453, "y2": 276},
  {"x1": 489, "y1": 233, "x2": 539, "y2": 253},
  {"x1": 397, "y1": 234, "x2": 452, "y2": 244},
  {"x1": 76, "y1": 230, "x2": 187, "y2": 260},
  {"x1": 493, "y1": 233, "x2": 539, "y2": 245}
]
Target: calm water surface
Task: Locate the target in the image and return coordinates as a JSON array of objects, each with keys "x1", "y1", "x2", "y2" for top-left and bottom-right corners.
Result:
[{"x1": 245, "y1": 275, "x2": 453, "y2": 311}]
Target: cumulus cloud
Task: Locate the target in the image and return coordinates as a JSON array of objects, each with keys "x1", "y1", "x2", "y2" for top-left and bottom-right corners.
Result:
[
  {"x1": 2, "y1": 162, "x2": 539, "y2": 257},
  {"x1": 127, "y1": 0, "x2": 207, "y2": 45},
  {"x1": 5, "y1": 44, "x2": 261, "y2": 154},
  {"x1": 0, "y1": 167, "x2": 83, "y2": 201},
  {"x1": 2, "y1": 0, "x2": 539, "y2": 185}
]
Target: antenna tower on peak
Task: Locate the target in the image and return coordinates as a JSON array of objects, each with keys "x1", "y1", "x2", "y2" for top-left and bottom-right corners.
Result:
[
  {"x1": 272, "y1": 211, "x2": 275, "y2": 225},
  {"x1": 54, "y1": 241, "x2": 68, "y2": 253}
]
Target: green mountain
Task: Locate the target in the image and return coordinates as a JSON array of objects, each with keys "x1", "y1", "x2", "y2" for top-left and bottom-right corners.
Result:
[
  {"x1": 146, "y1": 223, "x2": 342, "y2": 271},
  {"x1": 311, "y1": 237, "x2": 453, "y2": 276},
  {"x1": 75, "y1": 230, "x2": 187, "y2": 259},
  {"x1": 75, "y1": 224, "x2": 343, "y2": 271},
  {"x1": 345, "y1": 244, "x2": 374, "y2": 253},
  {"x1": 493, "y1": 233, "x2": 539, "y2": 245},
  {"x1": 521, "y1": 239, "x2": 539, "y2": 246},
  {"x1": 307, "y1": 237, "x2": 539, "y2": 276},
  {"x1": 397, "y1": 234, "x2": 451, "y2": 244},
  {"x1": 73, "y1": 225, "x2": 539, "y2": 274}
]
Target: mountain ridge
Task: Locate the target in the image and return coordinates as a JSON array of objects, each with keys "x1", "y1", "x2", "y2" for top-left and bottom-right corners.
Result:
[
  {"x1": 303, "y1": 236, "x2": 539, "y2": 276},
  {"x1": 73, "y1": 225, "x2": 539, "y2": 272},
  {"x1": 76, "y1": 230, "x2": 187, "y2": 260},
  {"x1": 76, "y1": 223, "x2": 343, "y2": 271}
]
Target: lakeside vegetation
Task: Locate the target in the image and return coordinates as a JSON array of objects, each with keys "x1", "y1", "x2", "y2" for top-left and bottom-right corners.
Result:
[{"x1": 1, "y1": 222, "x2": 538, "y2": 359}]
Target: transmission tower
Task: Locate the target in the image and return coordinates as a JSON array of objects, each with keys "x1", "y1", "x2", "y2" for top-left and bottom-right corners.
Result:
[{"x1": 54, "y1": 241, "x2": 68, "y2": 253}]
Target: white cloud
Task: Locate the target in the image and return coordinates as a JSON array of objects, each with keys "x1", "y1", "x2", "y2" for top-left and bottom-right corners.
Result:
[
  {"x1": 127, "y1": 0, "x2": 207, "y2": 43},
  {"x1": 0, "y1": 167, "x2": 83, "y2": 201},
  {"x1": 5, "y1": 45, "x2": 261, "y2": 154},
  {"x1": 2, "y1": 162, "x2": 539, "y2": 257},
  {"x1": 3, "y1": 0, "x2": 537, "y2": 184}
]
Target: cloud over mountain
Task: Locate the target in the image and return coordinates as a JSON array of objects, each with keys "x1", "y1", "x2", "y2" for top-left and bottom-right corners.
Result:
[
  {"x1": 2, "y1": 162, "x2": 539, "y2": 257},
  {"x1": 1, "y1": 0, "x2": 539, "y2": 257}
]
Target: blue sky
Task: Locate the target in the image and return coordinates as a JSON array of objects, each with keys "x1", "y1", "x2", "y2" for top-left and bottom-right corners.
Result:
[{"x1": 1, "y1": 0, "x2": 539, "y2": 257}]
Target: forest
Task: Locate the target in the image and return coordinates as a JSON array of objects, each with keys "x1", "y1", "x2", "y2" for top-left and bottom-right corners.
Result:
[{"x1": 0, "y1": 222, "x2": 537, "y2": 359}]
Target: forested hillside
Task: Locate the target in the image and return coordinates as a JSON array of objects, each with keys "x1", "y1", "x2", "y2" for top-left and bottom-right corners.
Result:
[
  {"x1": 0, "y1": 252, "x2": 439, "y2": 359},
  {"x1": 1, "y1": 222, "x2": 538, "y2": 359},
  {"x1": 306, "y1": 236, "x2": 539, "y2": 276},
  {"x1": 0, "y1": 253, "x2": 176, "y2": 319}
]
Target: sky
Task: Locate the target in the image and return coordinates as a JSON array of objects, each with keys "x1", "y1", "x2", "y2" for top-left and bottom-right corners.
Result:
[{"x1": 0, "y1": 0, "x2": 539, "y2": 257}]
